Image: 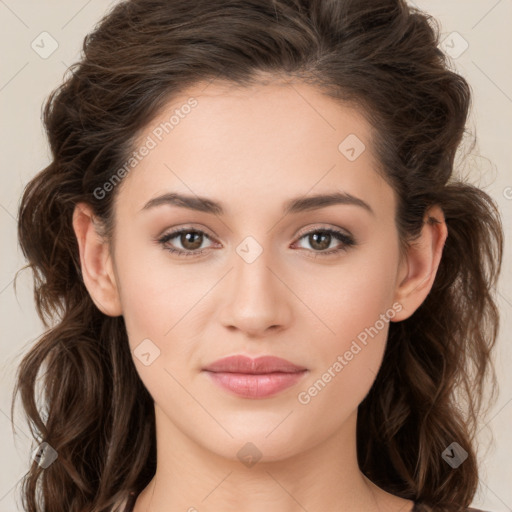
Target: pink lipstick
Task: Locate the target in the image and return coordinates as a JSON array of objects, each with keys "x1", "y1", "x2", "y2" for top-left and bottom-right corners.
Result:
[{"x1": 202, "y1": 355, "x2": 308, "y2": 399}]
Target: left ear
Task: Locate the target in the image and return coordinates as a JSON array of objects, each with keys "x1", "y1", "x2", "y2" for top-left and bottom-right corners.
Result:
[
  {"x1": 72, "y1": 202, "x2": 123, "y2": 317},
  {"x1": 391, "y1": 204, "x2": 448, "y2": 322}
]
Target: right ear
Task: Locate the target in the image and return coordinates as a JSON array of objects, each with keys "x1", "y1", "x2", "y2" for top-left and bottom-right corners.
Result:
[{"x1": 72, "y1": 202, "x2": 123, "y2": 317}]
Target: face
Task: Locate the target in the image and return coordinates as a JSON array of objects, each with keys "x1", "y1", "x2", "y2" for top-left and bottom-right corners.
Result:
[{"x1": 95, "y1": 79, "x2": 409, "y2": 461}]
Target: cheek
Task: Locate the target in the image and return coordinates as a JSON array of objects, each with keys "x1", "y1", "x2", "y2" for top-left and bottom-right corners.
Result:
[
  {"x1": 295, "y1": 292, "x2": 393, "y2": 432},
  {"x1": 113, "y1": 235, "x2": 206, "y2": 344},
  {"x1": 113, "y1": 235, "x2": 220, "y2": 402},
  {"x1": 297, "y1": 236, "x2": 399, "y2": 405},
  {"x1": 113, "y1": 248, "x2": 203, "y2": 398},
  {"x1": 307, "y1": 236, "x2": 399, "y2": 349}
]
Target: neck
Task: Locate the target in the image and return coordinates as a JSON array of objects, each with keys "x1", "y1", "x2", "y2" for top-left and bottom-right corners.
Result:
[{"x1": 132, "y1": 405, "x2": 414, "y2": 512}]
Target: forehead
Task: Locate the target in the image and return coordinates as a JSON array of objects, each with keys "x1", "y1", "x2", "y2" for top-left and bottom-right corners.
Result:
[{"x1": 113, "y1": 79, "x2": 393, "y2": 220}]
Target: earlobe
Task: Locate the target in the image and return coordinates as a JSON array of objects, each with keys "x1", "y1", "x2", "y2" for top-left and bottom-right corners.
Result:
[
  {"x1": 391, "y1": 205, "x2": 448, "y2": 322},
  {"x1": 72, "y1": 202, "x2": 123, "y2": 317}
]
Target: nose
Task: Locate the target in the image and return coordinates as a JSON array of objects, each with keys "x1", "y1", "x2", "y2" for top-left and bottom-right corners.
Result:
[{"x1": 218, "y1": 245, "x2": 292, "y2": 338}]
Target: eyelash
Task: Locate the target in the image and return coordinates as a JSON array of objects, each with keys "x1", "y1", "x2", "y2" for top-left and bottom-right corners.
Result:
[{"x1": 156, "y1": 226, "x2": 356, "y2": 259}]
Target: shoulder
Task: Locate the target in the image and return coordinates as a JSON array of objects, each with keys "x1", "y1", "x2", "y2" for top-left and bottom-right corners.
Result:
[{"x1": 413, "y1": 504, "x2": 491, "y2": 512}]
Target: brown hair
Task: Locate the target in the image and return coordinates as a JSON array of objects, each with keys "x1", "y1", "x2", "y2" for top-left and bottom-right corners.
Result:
[{"x1": 12, "y1": 1, "x2": 503, "y2": 511}]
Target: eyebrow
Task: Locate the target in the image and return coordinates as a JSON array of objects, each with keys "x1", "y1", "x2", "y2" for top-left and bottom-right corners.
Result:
[{"x1": 140, "y1": 191, "x2": 374, "y2": 216}]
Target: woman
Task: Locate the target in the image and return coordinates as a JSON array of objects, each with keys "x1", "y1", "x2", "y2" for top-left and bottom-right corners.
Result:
[{"x1": 12, "y1": 0, "x2": 503, "y2": 511}]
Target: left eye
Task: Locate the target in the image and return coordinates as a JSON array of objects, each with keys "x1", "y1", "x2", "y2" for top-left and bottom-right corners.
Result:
[
  {"x1": 156, "y1": 227, "x2": 356, "y2": 257},
  {"x1": 293, "y1": 228, "x2": 355, "y2": 254},
  {"x1": 157, "y1": 229, "x2": 214, "y2": 256}
]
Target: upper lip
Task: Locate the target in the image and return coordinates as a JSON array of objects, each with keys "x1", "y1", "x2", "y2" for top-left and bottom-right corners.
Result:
[{"x1": 202, "y1": 355, "x2": 307, "y2": 374}]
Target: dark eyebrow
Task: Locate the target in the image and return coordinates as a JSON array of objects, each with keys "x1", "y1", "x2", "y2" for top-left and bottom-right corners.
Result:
[
  {"x1": 140, "y1": 191, "x2": 374, "y2": 216},
  {"x1": 283, "y1": 192, "x2": 374, "y2": 216}
]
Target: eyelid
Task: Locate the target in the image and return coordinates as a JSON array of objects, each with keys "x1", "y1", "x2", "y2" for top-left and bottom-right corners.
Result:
[
  {"x1": 293, "y1": 223, "x2": 353, "y2": 239},
  {"x1": 156, "y1": 223, "x2": 356, "y2": 257},
  {"x1": 157, "y1": 224, "x2": 353, "y2": 243},
  {"x1": 157, "y1": 223, "x2": 215, "y2": 238},
  {"x1": 156, "y1": 225, "x2": 219, "y2": 249}
]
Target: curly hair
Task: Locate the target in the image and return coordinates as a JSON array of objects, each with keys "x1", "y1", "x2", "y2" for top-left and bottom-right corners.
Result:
[{"x1": 12, "y1": 0, "x2": 503, "y2": 511}]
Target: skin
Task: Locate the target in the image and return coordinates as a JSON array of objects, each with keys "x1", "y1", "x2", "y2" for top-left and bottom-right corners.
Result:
[{"x1": 72, "y1": 77, "x2": 447, "y2": 512}]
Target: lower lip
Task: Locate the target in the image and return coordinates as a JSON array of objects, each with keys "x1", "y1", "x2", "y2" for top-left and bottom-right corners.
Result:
[{"x1": 204, "y1": 371, "x2": 307, "y2": 398}]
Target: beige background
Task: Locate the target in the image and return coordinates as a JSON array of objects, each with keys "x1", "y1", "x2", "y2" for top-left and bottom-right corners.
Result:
[{"x1": 1, "y1": 1, "x2": 511, "y2": 511}]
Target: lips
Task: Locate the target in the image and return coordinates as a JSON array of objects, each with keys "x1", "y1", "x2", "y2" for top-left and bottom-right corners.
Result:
[
  {"x1": 203, "y1": 355, "x2": 307, "y2": 374},
  {"x1": 202, "y1": 355, "x2": 308, "y2": 398}
]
